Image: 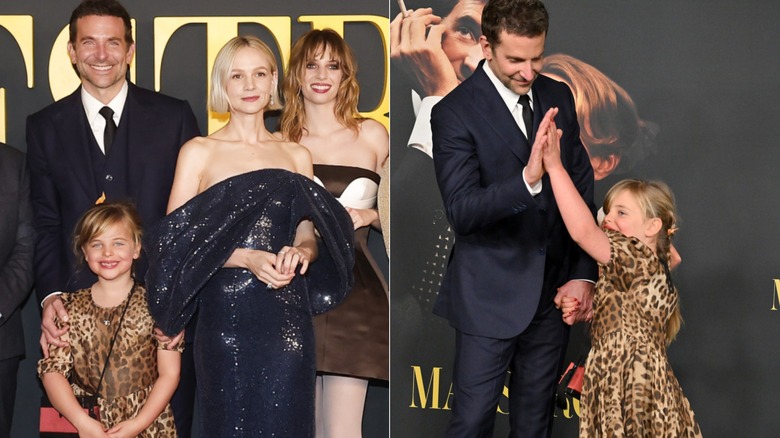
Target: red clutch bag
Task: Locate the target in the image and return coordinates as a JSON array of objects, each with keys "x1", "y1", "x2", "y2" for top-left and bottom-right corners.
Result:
[
  {"x1": 555, "y1": 355, "x2": 586, "y2": 408},
  {"x1": 40, "y1": 394, "x2": 99, "y2": 436}
]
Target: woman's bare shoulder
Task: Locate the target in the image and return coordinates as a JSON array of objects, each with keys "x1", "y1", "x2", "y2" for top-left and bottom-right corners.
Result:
[
  {"x1": 359, "y1": 118, "x2": 388, "y2": 141},
  {"x1": 358, "y1": 118, "x2": 389, "y2": 166}
]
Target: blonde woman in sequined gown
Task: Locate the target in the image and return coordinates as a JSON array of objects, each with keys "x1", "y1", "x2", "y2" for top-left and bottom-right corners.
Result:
[{"x1": 145, "y1": 36, "x2": 354, "y2": 437}]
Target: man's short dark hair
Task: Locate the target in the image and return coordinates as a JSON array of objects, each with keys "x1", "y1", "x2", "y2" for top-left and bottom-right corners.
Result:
[
  {"x1": 69, "y1": 0, "x2": 133, "y2": 45},
  {"x1": 481, "y1": 0, "x2": 548, "y2": 45}
]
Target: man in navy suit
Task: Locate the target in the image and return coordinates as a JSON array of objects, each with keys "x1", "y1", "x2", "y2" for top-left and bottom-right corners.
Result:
[
  {"x1": 26, "y1": 0, "x2": 199, "y2": 435},
  {"x1": 0, "y1": 143, "x2": 34, "y2": 438},
  {"x1": 431, "y1": 0, "x2": 597, "y2": 435}
]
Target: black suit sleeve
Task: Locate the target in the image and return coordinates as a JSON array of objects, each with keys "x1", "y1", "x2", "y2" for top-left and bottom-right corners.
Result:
[
  {"x1": 432, "y1": 102, "x2": 534, "y2": 236},
  {"x1": 26, "y1": 115, "x2": 71, "y2": 303},
  {"x1": 0, "y1": 148, "x2": 34, "y2": 325}
]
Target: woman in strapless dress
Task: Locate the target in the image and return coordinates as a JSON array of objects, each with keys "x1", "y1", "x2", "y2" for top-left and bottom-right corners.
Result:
[{"x1": 280, "y1": 29, "x2": 389, "y2": 438}]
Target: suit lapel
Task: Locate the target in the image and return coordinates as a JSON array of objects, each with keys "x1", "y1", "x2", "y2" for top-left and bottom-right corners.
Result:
[
  {"x1": 57, "y1": 89, "x2": 100, "y2": 200},
  {"x1": 470, "y1": 64, "x2": 532, "y2": 164},
  {"x1": 123, "y1": 83, "x2": 152, "y2": 199}
]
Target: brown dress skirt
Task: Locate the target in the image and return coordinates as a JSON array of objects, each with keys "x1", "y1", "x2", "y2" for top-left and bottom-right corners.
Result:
[{"x1": 313, "y1": 164, "x2": 389, "y2": 380}]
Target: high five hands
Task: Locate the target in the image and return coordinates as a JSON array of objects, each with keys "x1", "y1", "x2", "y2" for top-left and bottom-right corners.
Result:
[
  {"x1": 529, "y1": 107, "x2": 595, "y2": 325},
  {"x1": 526, "y1": 107, "x2": 563, "y2": 185}
]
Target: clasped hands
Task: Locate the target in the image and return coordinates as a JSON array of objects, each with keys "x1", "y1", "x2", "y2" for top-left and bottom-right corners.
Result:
[
  {"x1": 554, "y1": 280, "x2": 594, "y2": 325},
  {"x1": 261, "y1": 245, "x2": 312, "y2": 289}
]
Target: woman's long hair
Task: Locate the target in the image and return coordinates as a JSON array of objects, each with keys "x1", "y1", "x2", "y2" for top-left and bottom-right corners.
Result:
[{"x1": 279, "y1": 29, "x2": 361, "y2": 142}]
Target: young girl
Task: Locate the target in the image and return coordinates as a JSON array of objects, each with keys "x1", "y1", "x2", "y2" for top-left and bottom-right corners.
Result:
[
  {"x1": 38, "y1": 202, "x2": 180, "y2": 438},
  {"x1": 538, "y1": 110, "x2": 702, "y2": 437}
]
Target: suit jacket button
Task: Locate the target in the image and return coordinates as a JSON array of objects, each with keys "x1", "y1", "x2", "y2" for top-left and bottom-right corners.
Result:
[
  {"x1": 538, "y1": 248, "x2": 545, "y2": 255},
  {"x1": 105, "y1": 174, "x2": 113, "y2": 181}
]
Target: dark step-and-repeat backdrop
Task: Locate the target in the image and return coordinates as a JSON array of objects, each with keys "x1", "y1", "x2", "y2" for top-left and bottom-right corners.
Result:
[
  {"x1": 0, "y1": 0, "x2": 387, "y2": 436},
  {"x1": 390, "y1": 0, "x2": 780, "y2": 437},
  {"x1": 4, "y1": 0, "x2": 780, "y2": 437}
]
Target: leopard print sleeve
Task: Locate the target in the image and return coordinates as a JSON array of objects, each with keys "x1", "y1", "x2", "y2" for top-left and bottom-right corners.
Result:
[{"x1": 37, "y1": 294, "x2": 75, "y2": 379}]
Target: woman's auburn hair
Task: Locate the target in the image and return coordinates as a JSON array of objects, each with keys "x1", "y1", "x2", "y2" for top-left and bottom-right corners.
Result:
[{"x1": 279, "y1": 29, "x2": 362, "y2": 143}]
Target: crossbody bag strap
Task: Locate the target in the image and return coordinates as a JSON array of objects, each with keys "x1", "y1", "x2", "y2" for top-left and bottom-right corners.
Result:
[{"x1": 94, "y1": 282, "x2": 137, "y2": 397}]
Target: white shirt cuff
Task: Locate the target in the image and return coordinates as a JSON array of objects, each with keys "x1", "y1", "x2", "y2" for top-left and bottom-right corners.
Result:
[
  {"x1": 41, "y1": 291, "x2": 63, "y2": 308},
  {"x1": 407, "y1": 96, "x2": 443, "y2": 158},
  {"x1": 522, "y1": 167, "x2": 543, "y2": 196}
]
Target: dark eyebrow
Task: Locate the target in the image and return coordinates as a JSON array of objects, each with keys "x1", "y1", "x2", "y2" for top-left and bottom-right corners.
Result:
[{"x1": 454, "y1": 15, "x2": 481, "y2": 35}]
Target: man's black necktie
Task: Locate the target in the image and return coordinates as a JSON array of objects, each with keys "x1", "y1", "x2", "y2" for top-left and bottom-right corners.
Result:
[
  {"x1": 517, "y1": 94, "x2": 533, "y2": 140},
  {"x1": 99, "y1": 106, "x2": 117, "y2": 155}
]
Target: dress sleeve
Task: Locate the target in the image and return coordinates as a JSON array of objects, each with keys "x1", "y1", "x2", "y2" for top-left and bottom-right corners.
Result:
[
  {"x1": 155, "y1": 335, "x2": 185, "y2": 353},
  {"x1": 37, "y1": 297, "x2": 74, "y2": 379},
  {"x1": 602, "y1": 230, "x2": 655, "y2": 293}
]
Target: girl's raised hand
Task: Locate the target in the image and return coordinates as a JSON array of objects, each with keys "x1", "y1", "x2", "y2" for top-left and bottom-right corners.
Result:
[{"x1": 540, "y1": 110, "x2": 564, "y2": 172}]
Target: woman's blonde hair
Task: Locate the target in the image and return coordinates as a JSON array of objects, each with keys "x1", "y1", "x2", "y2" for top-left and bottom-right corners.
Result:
[
  {"x1": 210, "y1": 35, "x2": 282, "y2": 113},
  {"x1": 603, "y1": 179, "x2": 682, "y2": 343},
  {"x1": 279, "y1": 29, "x2": 361, "y2": 142},
  {"x1": 73, "y1": 201, "x2": 143, "y2": 267}
]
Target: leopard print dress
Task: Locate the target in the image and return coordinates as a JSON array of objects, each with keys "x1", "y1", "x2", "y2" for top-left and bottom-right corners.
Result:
[
  {"x1": 38, "y1": 285, "x2": 180, "y2": 437},
  {"x1": 580, "y1": 231, "x2": 702, "y2": 437}
]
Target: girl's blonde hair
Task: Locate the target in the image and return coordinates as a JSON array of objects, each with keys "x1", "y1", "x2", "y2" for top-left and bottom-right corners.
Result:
[
  {"x1": 279, "y1": 29, "x2": 361, "y2": 142},
  {"x1": 603, "y1": 179, "x2": 682, "y2": 343},
  {"x1": 73, "y1": 201, "x2": 143, "y2": 267},
  {"x1": 210, "y1": 35, "x2": 282, "y2": 113}
]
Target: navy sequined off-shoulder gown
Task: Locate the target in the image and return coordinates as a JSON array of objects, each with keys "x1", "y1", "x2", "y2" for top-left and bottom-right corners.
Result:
[{"x1": 145, "y1": 169, "x2": 354, "y2": 437}]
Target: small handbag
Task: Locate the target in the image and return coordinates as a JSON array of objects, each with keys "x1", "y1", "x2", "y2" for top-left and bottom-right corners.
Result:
[
  {"x1": 39, "y1": 285, "x2": 136, "y2": 437},
  {"x1": 39, "y1": 395, "x2": 99, "y2": 437},
  {"x1": 555, "y1": 355, "x2": 586, "y2": 408}
]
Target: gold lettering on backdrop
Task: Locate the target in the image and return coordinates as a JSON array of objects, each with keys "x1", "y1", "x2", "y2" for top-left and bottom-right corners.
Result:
[
  {"x1": 496, "y1": 383, "x2": 509, "y2": 415},
  {"x1": 154, "y1": 17, "x2": 292, "y2": 134},
  {"x1": 771, "y1": 279, "x2": 780, "y2": 310},
  {"x1": 298, "y1": 15, "x2": 389, "y2": 131},
  {"x1": 0, "y1": 15, "x2": 34, "y2": 142},
  {"x1": 49, "y1": 21, "x2": 137, "y2": 102},
  {"x1": 409, "y1": 367, "x2": 516, "y2": 414},
  {"x1": 556, "y1": 396, "x2": 582, "y2": 418},
  {"x1": 442, "y1": 382, "x2": 454, "y2": 410},
  {"x1": 410, "y1": 366, "x2": 443, "y2": 409}
]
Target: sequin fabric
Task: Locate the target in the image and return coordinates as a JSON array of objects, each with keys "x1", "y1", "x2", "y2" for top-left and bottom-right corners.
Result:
[{"x1": 145, "y1": 169, "x2": 354, "y2": 437}]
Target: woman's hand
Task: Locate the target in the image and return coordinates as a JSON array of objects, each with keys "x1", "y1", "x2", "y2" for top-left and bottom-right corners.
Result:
[
  {"x1": 225, "y1": 248, "x2": 293, "y2": 289},
  {"x1": 275, "y1": 245, "x2": 312, "y2": 276},
  {"x1": 245, "y1": 249, "x2": 296, "y2": 289},
  {"x1": 153, "y1": 328, "x2": 184, "y2": 351},
  {"x1": 345, "y1": 207, "x2": 380, "y2": 230}
]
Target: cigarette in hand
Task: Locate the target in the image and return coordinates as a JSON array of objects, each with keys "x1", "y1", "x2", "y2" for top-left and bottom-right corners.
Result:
[{"x1": 397, "y1": 0, "x2": 409, "y2": 16}]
